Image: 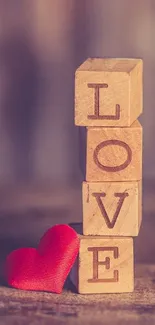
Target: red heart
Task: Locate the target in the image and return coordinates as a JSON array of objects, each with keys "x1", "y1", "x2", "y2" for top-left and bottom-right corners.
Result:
[{"x1": 5, "y1": 224, "x2": 80, "y2": 293}]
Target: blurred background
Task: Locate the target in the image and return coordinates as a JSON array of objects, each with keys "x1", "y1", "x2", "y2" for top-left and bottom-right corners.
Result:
[{"x1": 0, "y1": 0, "x2": 154, "y2": 263}]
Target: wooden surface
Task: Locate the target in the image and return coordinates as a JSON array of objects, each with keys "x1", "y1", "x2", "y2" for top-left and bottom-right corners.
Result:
[
  {"x1": 86, "y1": 120, "x2": 142, "y2": 181},
  {"x1": 82, "y1": 180, "x2": 142, "y2": 236},
  {"x1": 0, "y1": 264, "x2": 154, "y2": 324},
  {"x1": 70, "y1": 234, "x2": 134, "y2": 294},
  {"x1": 75, "y1": 58, "x2": 143, "y2": 127}
]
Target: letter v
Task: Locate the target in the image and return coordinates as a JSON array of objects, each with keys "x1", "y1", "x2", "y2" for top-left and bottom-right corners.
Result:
[{"x1": 92, "y1": 192, "x2": 129, "y2": 228}]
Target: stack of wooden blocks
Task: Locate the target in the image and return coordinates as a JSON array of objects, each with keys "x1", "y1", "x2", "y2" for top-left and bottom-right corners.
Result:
[{"x1": 71, "y1": 58, "x2": 143, "y2": 294}]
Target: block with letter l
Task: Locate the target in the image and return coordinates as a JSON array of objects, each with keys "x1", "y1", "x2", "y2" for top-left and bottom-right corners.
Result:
[
  {"x1": 75, "y1": 58, "x2": 143, "y2": 127},
  {"x1": 70, "y1": 231, "x2": 134, "y2": 294}
]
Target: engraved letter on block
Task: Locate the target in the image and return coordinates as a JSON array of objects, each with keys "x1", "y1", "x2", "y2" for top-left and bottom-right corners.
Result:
[
  {"x1": 88, "y1": 247, "x2": 119, "y2": 283},
  {"x1": 70, "y1": 234, "x2": 134, "y2": 294},
  {"x1": 75, "y1": 58, "x2": 143, "y2": 127},
  {"x1": 83, "y1": 181, "x2": 142, "y2": 236},
  {"x1": 86, "y1": 120, "x2": 142, "y2": 182}
]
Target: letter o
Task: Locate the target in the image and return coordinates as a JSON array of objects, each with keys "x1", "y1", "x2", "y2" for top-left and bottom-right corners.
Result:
[{"x1": 93, "y1": 140, "x2": 132, "y2": 172}]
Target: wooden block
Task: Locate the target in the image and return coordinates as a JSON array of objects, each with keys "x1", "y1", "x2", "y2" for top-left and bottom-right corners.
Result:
[
  {"x1": 70, "y1": 234, "x2": 134, "y2": 294},
  {"x1": 83, "y1": 180, "x2": 142, "y2": 236},
  {"x1": 75, "y1": 58, "x2": 143, "y2": 127},
  {"x1": 86, "y1": 120, "x2": 142, "y2": 182}
]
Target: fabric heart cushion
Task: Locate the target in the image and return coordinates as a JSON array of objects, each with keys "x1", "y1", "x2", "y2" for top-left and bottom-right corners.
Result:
[{"x1": 5, "y1": 224, "x2": 80, "y2": 293}]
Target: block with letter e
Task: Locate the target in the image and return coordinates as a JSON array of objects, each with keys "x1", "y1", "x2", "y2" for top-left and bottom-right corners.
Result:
[
  {"x1": 70, "y1": 231, "x2": 134, "y2": 293},
  {"x1": 75, "y1": 58, "x2": 143, "y2": 127}
]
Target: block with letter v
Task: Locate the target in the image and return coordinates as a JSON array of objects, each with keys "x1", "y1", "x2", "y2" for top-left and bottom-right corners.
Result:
[{"x1": 83, "y1": 181, "x2": 142, "y2": 236}]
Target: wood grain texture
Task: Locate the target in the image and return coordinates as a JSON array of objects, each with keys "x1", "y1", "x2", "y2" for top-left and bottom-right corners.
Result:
[
  {"x1": 70, "y1": 235, "x2": 134, "y2": 294},
  {"x1": 83, "y1": 180, "x2": 142, "y2": 236},
  {"x1": 86, "y1": 120, "x2": 142, "y2": 182},
  {"x1": 0, "y1": 264, "x2": 154, "y2": 325},
  {"x1": 75, "y1": 58, "x2": 143, "y2": 127}
]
